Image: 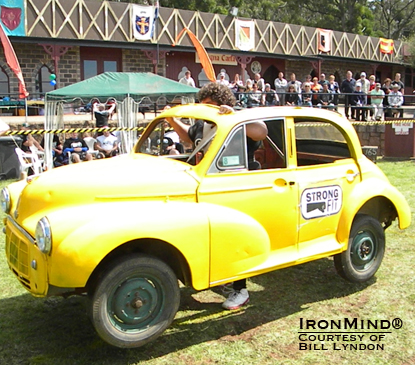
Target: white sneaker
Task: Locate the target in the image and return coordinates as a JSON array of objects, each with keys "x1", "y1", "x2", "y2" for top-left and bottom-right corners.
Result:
[{"x1": 222, "y1": 289, "x2": 249, "y2": 310}]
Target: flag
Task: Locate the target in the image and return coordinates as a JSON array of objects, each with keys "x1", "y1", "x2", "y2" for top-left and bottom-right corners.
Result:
[
  {"x1": 380, "y1": 38, "x2": 394, "y2": 54},
  {"x1": 150, "y1": 1, "x2": 159, "y2": 38},
  {"x1": 0, "y1": 22, "x2": 28, "y2": 98},
  {"x1": 235, "y1": 19, "x2": 255, "y2": 51},
  {"x1": 317, "y1": 28, "x2": 332, "y2": 53},
  {"x1": 0, "y1": 0, "x2": 25, "y2": 36},
  {"x1": 173, "y1": 28, "x2": 216, "y2": 82},
  {"x1": 132, "y1": 4, "x2": 157, "y2": 41}
]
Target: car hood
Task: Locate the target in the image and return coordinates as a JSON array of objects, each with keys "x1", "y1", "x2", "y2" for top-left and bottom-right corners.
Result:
[{"x1": 15, "y1": 153, "x2": 199, "y2": 224}]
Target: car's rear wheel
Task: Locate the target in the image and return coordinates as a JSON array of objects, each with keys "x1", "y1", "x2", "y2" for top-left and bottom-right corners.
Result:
[
  {"x1": 334, "y1": 215, "x2": 385, "y2": 283},
  {"x1": 89, "y1": 254, "x2": 180, "y2": 348}
]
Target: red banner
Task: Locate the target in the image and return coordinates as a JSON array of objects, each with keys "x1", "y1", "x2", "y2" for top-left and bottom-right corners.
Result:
[
  {"x1": 0, "y1": 23, "x2": 28, "y2": 98},
  {"x1": 1, "y1": 6, "x2": 21, "y2": 31}
]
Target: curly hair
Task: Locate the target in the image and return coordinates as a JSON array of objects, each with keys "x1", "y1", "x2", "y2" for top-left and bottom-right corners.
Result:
[{"x1": 197, "y1": 82, "x2": 236, "y2": 107}]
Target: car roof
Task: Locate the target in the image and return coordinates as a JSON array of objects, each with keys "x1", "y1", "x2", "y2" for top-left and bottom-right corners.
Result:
[{"x1": 157, "y1": 104, "x2": 355, "y2": 135}]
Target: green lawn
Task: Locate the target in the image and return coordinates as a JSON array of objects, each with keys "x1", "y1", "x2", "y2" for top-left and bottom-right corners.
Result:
[{"x1": 0, "y1": 160, "x2": 414, "y2": 365}]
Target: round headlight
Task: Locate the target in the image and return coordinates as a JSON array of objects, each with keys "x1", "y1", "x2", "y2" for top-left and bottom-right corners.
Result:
[
  {"x1": 35, "y1": 217, "x2": 52, "y2": 254},
  {"x1": 1, "y1": 188, "x2": 11, "y2": 214}
]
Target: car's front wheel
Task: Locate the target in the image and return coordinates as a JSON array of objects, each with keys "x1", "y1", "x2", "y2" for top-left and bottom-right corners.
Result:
[
  {"x1": 89, "y1": 254, "x2": 180, "y2": 348},
  {"x1": 334, "y1": 215, "x2": 385, "y2": 283}
]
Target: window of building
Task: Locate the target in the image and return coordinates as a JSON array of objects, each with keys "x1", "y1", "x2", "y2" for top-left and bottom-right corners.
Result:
[
  {"x1": 80, "y1": 47, "x2": 122, "y2": 80},
  {"x1": 35, "y1": 65, "x2": 55, "y2": 94},
  {"x1": 0, "y1": 67, "x2": 9, "y2": 96}
]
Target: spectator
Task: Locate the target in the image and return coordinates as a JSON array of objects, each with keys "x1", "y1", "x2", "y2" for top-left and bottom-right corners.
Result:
[
  {"x1": 106, "y1": 98, "x2": 117, "y2": 120},
  {"x1": 382, "y1": 78, "x2": 393, "y2": 118},
  {"x1": 179, "y1": 70, "x2": 196, "y2": 88},
  {"x1": 235, "y1": 84, "x2": 247, "y2": 108},
  {"x1": 391, "y1": 72, "x2": 404, "y2": 92},
  {"x1": 254, "y1": 73, "x2": 265, "y2": 92},
  {"x1": 328, "y1": 74, "x2": 339, "y2": 109},
  {"x1": 311, "y1": 77, "x2": 322, "y2": 106},
  {"x1": 317, "y1": 83, "x2": 335, "y2": 110},
  {"x1": 318, "y1": 73, "x2": 329, "y2": 87},
  {"x1": 287, "y1": 73, "x2": 302, "y2": 94},
  {"x1": 20, "y1": 123, "x2": 44, "y2": 153},
  {"x1": 356, "y1": 72, "x2": 370, "y2": 108},
  {"x1": 274, "y1": 72, "x2": 287, "y2": 105},
  {"x1": 95, "y1": 129, "x2": 119, "y2": 158},
  {"x1": 40, "y1": 134, "x2": 65, "y2": 167},
  {"x1": 351, "y1": 84, "x2": 366, "y2": 121},
  {"x1": 340, "y1": 71, "x2": 356, "y2": 119},
  {"x1": 94, "y1": 103, "x2": 111, "y2": 128},
  {"x1": 369, "y1": 83, "x2": 385, "y2": 121},
  {"x1": 63, "y1": 132, "x2": 93, "y2": 163},
  {"x1": 388, "y1": 84, "x2": 404, "y2": 118},
  {"x1": 261, "y1": 83, "x2": 279, "y2": 106},
  {"x1": 303, "y1": 75, "x2": 312, "y2": 89},
  {"x1": 301, "y1": 83, "x2": 313, "y2": 107},
  {"x1": 217, "y1": 72, "x2": 229, "y2": 86},
  {"x1": 367, "y1": 75, "x2": 376, "y2": 118},
  {"x1": 285, "y1": 84, "x2": 300, "y2": 105},
  {"x1": 247, "y1": 82, "x2": 262, "y2": 108},
  {"x1": 229, "y1": 73, "x2": 243, "y2": 93}
]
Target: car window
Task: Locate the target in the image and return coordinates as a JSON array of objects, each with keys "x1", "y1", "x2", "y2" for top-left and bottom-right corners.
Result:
[
  {"x1": 216, "y1": 125, "x2": 247, "y2": 171},
  {"x1": 137, "y1": 119, "x2": 211, "y2": 165},
  {"x1": 294, "y1": 118, "x2": 352, "y2": 166},
  {"x1": 260, "y1": 119, "x2": 287, "y2": 169}
]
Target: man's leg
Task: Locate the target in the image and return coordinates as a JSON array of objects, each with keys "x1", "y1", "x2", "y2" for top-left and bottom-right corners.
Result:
[{"x1": 222, "y1": 279, "x2": 249, "y2": 310}]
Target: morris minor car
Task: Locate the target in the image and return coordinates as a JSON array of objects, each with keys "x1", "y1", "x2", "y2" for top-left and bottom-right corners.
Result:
[{"x1": 1, "y1": 105, "x2": 411, "y2": 348}]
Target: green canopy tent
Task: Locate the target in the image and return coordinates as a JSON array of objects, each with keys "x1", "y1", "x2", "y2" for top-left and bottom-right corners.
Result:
[{"x1": 43, "y1": 72, "x2": 199, "y2": 169}]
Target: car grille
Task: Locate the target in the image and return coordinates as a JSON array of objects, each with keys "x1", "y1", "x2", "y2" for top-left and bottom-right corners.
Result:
[{"x1": 5, "y1": 223, "x2": 31, "y2": 289}]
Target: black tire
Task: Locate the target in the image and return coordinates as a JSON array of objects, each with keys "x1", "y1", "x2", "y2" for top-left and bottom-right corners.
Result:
[
  {"x1": 334, "y1": 215, "x2": 385, "y2": 283},
  {"x1": 89, "y1": 254, "x2": 180, "y2": 348}
]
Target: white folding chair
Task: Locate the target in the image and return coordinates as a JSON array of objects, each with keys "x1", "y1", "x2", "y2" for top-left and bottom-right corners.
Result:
[
  {"x1": 15, "y1": 147, "x2": 43, "y2": 176},
  {"x1": 83, "y1": 137, "x2": 100, "y2": 158}
]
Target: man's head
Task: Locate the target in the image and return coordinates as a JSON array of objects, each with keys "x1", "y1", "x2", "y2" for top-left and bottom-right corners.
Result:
[
  {"x1": 392, "y1": 84, "x2": 400, "y2": 91},
  {"x1": 395, "y1": 73, "x2": 401, "y2": 80},
  {"x1": 197, "y1": 82, "x2": 236, "y2": 107},
  {"x1": 254, "y1": 73, "x2": 261, "y2": 81},
  {"x1": 70, "y1": 132, "x2": 79, "y2": 139},
  {"x1": 278, "y1": 72, "x2": 284, "y2": 79},
  {"x1": 323, "y1": 83, "x2": 329, "y2": 90},
  {"x1": 98, "y1": 104, "x2": 105, "y2": 111},
  {"x1": 320, "y1": 73, "x2": 326, "y2": 80},
  {"x1": 375, "y1": 83, "x2": 381, "y2": 90},
  {"x1": 360, "y1": 72, "x2": 366, "y2": 79},
  {"x1": 185, "y1": 70, "x2": 191, "y2": 78},
  {"x1": 346, "y1": 70, "x2": 353, "y2": 79},
  {"x1": 290, "y1": 73, "x2": 296, "y2": 81},
  {"x1": 355, "y1": 84, "x2": 361, "y2": 91},
  {"x1": 265, "y1": 83, "x2": 271, "y2": 91}
]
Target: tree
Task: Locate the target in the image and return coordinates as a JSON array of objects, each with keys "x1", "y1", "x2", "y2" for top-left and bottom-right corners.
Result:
[{"x1": 371, "y1": 0, "x2": 415, "y2": 39}]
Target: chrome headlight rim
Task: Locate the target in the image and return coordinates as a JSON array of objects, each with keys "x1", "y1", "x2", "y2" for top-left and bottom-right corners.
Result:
[
  {"x1": 1, "y1": 187, "x2": 11, "y2": 214},
  {"x1": 35, "y1": 217, "x2": 52, "y2": 254}
]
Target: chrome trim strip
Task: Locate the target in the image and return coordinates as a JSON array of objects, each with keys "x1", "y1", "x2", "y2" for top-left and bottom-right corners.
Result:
[{"x1": 5, "y1": 215, "x2": 36, "y2": 245}]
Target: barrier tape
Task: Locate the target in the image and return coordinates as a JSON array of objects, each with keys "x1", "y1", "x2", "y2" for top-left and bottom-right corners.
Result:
[
  {"x1": 5, "y1": 126, "x2": 146, "y2": 136},
  {"x1": 4, "y1": 120, "x2": 415, "y2": 135}
]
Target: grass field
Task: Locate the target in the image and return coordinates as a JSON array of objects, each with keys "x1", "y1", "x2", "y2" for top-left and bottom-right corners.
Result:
[{"x1": 0, "y1": 160, "x2": 414, "y2": 365}]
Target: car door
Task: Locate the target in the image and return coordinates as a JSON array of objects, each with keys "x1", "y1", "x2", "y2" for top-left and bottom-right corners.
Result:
[
  {"x1": 293, "y1": 118, "x2": 361, "y2": 259},
  {"x1": 197, "y1": 119, "x2": 299, "y2": 285}
]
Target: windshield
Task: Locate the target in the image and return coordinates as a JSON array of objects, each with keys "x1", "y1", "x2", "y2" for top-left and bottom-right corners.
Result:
[{"x1": 136, "y1": 118, "x2": 217, "y2": 166}]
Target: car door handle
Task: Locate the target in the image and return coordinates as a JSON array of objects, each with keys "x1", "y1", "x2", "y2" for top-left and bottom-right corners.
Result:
[{"x1": 346, "y1": 171, "x2": 360, "y2": 182}]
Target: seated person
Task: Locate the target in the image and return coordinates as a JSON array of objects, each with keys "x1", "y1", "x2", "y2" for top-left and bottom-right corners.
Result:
[
  {"x1": 317, "y1": 83, "x2": 335, "y2": 110},
  {"x1": 95, "y1": 129, "x2": 119, "y2": 158},
  {"x1": 301, "y1": 83, "x2": 313, "y2": 107},
  {"x1": 40, "y1": 134, "x2": 66, "y2": 167},
  {"x1": 63, "y1": 132, "x2": 93, "y2": 163},
  {"x1": 247, "y1": 82, "x2": 262, "y2": 108},
  {"x1": 351, "y1": 84, "x2": 366, "y2": 121},
  {"x1": 285, "y1": 85, "x2": 300, "y2": 105},
  {"x1": 20, "y1": 123, "x2": 44, "y2": 153},
  {"x1": 388, "y1": 84, "x2": 404, "y2": 118},
  {"x1": 261, "y1": 84, "x2": 279, "y2": 106}
]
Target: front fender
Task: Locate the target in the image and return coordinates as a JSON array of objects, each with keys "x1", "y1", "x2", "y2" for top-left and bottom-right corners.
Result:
[
  {"x1": 337, "y1": 177, "x2": 411, "y2": 245},
  {"x1": 47, "y1": 201, "x2": 210, "y2": 290}
]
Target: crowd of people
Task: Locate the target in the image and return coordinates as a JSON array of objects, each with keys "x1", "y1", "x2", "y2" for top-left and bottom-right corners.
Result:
[{"x1": 216, "y1": 70, "x2": 407, "y2": 121}]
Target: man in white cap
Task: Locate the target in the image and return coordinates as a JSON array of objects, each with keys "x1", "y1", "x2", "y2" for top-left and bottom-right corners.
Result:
[
  {"x1": 388, "y1": 83, "x2": 404, "y2": 118},
  {"x1": 217, "y1": 72, "x2": 229, "y2": 86}
]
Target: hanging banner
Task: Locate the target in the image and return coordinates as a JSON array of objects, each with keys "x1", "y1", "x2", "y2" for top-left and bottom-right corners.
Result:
[
  {"x1": 0, "y1": 22, "x2": 28, "y2": 98},
  {"x1": 235, "y1": 19, "x2": 255, "y2": 51},
  {"x1": 173, "y1": 28, "x2": 216, "y2": 82},
  {"x1": 380, "y1": 38, "x2": 394, "y2": 54},
  {"x1": 132, "y1": 4, "x2": 157, "y2": 41},
  {"x1": 0, "y1": 0, "x2": 25, "y2": 36},
  {"x1": 317, "y1": 28, "x2": 332, "y2": 53}
]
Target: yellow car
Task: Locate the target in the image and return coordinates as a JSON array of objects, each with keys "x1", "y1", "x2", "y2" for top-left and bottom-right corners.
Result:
[{"x1": 1, "y1": 105, "x2": 411, "y2": 348}]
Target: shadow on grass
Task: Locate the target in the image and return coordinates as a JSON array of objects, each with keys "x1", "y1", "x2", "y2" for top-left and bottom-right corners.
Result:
[{"x1": 0, "y1": 258, "x2": 374, "y2": 365}]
